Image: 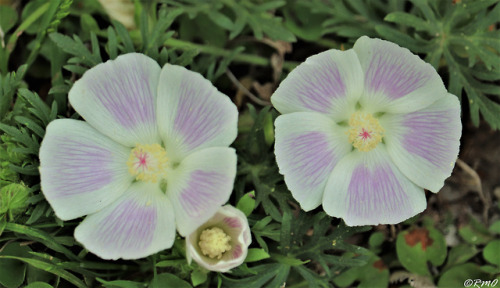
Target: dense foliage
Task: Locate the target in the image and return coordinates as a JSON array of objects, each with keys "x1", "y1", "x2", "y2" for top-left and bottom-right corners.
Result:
[{"x1": 0, "y1": 0, "x2": 499, "y2": 287}]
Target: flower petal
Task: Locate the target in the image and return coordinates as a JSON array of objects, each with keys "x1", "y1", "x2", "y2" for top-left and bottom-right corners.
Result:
[
  {"x1": 74, "y1": 182, "x2": 175, "y2": 260},
  {"x1": 322, "y1": 146, "x2": 426, "y2": 226},
  {"x1": 380, "y1": 94, "x2": 461, "y2": 192},
  {"x1": 39, "y1": 119, "x2": 133, "y2": 220},
  {"x1": 156, "y1": 64, "x2": 238, "y2": 161},
  {"x1": 166, "y1": 147, "x2": 237, "y2": 236},
  {"x1": 353, "y1": 36, "x2": 447, "y2": 114},
  {"x1": 271, "y1": 49, "x2": 364, "y2": 121},
  {"x1": 274, "y1": 112, "x2": 352, "y2": 211},
  {"x1": 187, "y1": 205, "x2": 251, "y2": 273},
  {"x1": 69, "y1": 53, "x2": 161, "y2": 147}
]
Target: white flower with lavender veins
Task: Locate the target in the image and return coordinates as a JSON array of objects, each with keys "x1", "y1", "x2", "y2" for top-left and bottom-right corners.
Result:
[
  {"x1": 187, "y1": 205, "x2": 252, "y2": 272},
  {"x1": 39, "y1": 53, "x2": 238, "y2": 260},
  {"x1": 272, "y1": 36, "x2": 462, "y2": 226}
]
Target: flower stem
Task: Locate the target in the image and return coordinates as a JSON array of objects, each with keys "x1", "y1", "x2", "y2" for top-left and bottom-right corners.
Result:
[
  {"x1": 163, "y1": 38, "x2": 299, "y2": 71},
  {"x1": 0, "y1": 2, "x2": 50, "y2": 74}
]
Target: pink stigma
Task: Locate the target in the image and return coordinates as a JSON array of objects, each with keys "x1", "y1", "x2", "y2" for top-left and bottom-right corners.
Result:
[
  {"x1": 359, "y1": 128, "x2": 372, "y2": 140},
  {"x1": 134, "y1": 151, "x2": 148, "y2": 169}
]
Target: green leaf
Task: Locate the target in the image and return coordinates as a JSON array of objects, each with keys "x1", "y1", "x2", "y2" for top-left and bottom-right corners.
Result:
[
  {"x1": 172, "y1": 49, "x2": 199, "y2": 67},
  {"x1": 0, "y1": 217, "x2": 6, "y2": 236},
  {"x1": 458, "y1": 216, "x2": 494, "y2": 244},
  {"x1": 26, "y1": 263, "x2": 54, "y2": 286},
  {"x1": 155, "y1": 259, "x2": 186, "y2": 268},
  {"x1": 426, "y1": 227, "x2": 447, "y2": 266},
  {"x1": 190, "y1": 269, "x2": 207, "y2": 287},
  {"x1": 106, "y1": 26, "x2": 118, "y2": 59},
  {"x1": 443, "y1": 243, "x2": 478, "y2": 271},
  {"x1": 49, "y1": 32, "x2": 100, "y2": 67},
  {"x1": 244, "y1": 248, "x2": 270, "y2": 263},
  {"x1": 489, "y1": 220, "x2": 500, "y2": 234},
  {"x1": 374, "y1": 24, "x2": 429, "y2": 53},
  {"x1": 97, "y1": 278, "x2": 145, "y2": 288},
  {"x1": 0, "y1": 5, "x2": 18, "y2": 33},
  {"x1": 438, "y1": 263, "x2": 489, "y2": 288},
  {"x1": 384, "y1": 11, "x2": 436, "y2": 32},
  {"x1": 5, "y1": 223, "x2": 79, "y2": 261},
  {"x1": 396, "y1": 227, "x2": 446, "y2": 276},
  {"x1": 479, "y1": 265, "x2": 500, "y2": 274},
  {"x1": 262, "y1": 264, "x2": 290, "y2": 288},
  {"x1": 333, "y1": 254, "x2": 389, "y2": 288},
  {"x1": 80, "y1": 13, "x2": 101, "y2": 35},
  {"x1": 259, "y1": 17, "x2": 296, "y2": 42},
  {"x1": 221, "y1": 263, "x2": 283, "y2": 288},
  {"x1": 236, "y1": 191, "x2": 256, "y2": 217},
  {"x1": 0, "y1": 183, "x2": 30, "y2": 219},
  {"x1": 283, "y1": 2, "x2": 325, "y2": 42},
  {"x1": 0, "y1": 255, "x2": 86, "y2": 288},
  {"x1": 25, "y1": 282, "x2": 54, "y2": 288},
  {"x1": 18, "y1": 88, "x2": 52, "y2": 125},
  {"x1": 112, "y1": 20, "x2": 135, "y2": 53},
  {"x1": 14, "y1": 116, "x2": 45, "y2": 138},
  {"x1": 20, "y1": 0, "x2": 47, "y2": 34},
  {"x1": 149, "y1": 273, "x2": 191, "y2": 288},
  {"x1": 146, "y1": 7, "x2": 182, "y2": 55},
  {"x1": 368, "y1": 231, "x2": 385, "y2": 249},
  {"x1": 483, "y1": 240, "x2": 500, "y2": 267},
  {"x1": 206, "y1": 11, "x2": 234, "y2": 30},
  {"x1": 0, "y1": 243, "x2": 31, "y2": 288}
]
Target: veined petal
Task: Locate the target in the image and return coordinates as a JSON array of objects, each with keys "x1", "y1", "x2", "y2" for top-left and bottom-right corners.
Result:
[
  {"x1": 274, "y1": 112, "x2": 352, "y2": 211},
  {"x1": 74, "y1": 182, "x2": 175, "y2": 260},
  {"x1": 380, "y1": 94, "x2": 461, "y2": 192},
  {"x1": 166, "y1": 147, "x2": 237, "y2": 236},
  {"x1": 157, "y1": 65, "x2": 238, "y2": 162},
  {"x1": 69, "y1": 53, "x2": 161, "y2": 147},
  {"x1": 39, "y1": 119, "x2": 133, "y2": 220},
  {"x1": 354, "y1": 36, "x2": 447, "y2": 114},
  {"x1": 322, "y1": 146, "x2": 426, "y2": 226},
  {"x1": 271, "y1": 49, "x2": 364, "y2": 121}
]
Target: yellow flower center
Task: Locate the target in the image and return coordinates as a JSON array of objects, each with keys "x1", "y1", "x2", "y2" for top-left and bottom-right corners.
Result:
[
  {"x1": 347, "y1": 112, "x2": 384, "y2": 152},
  {"x1": 127, "y1": 144, "x2": 168, "y2": 182},
  {"x1": 199, "y1": 227, "x2": 232, "y2": 259}
]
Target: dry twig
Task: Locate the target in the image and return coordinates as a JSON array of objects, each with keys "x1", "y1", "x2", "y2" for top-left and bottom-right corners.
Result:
[
  {"x1": 226, "y1": 69, "x2": 271, "y2": 106},
  {"x1": 456, "y1": 158, "x2": 490, "y2": 224}
]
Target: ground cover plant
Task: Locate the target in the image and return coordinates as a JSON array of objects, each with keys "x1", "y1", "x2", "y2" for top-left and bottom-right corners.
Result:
[{"x1": 0, "y1": 0, "x2": 499, "y2": 287}]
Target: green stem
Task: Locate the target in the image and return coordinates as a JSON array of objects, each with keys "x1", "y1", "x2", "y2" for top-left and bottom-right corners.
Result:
[
  {"x1": 163, "y1": 38, "x2": 299, "y2": 71},
  {"x1": 5, "y1": 222, "x2": 80, "y2": 261},
  {"x1": 315, "y1": 38, "x2": 341, "y2": 49},
  {"x1": 62, "y1": 261, "x2": 134, "y2": 271},
  {"x1": 0, "y1": 2, "x2": 50, "y2": 74}
]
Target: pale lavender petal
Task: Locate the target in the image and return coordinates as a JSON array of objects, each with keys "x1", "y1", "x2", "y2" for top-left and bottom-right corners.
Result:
[
  {"x1": 224, "y1": 217, "x2": 242, "y2": 229},
  {"x1": 271, "y1": 49, "x2": 364, "y2": 121},
  {"x1": 167, "y1": 147, "x2": 237, "y2": 236},
  {"x1": 69, "y1": 53, "x2": 161, "y2": 147},
  {"x1": 354, "y1": 36, "x2": 447, "y2": 114},
  {"x1": 39, "y1": 119, "x2": 133, "y2": 220},
  {"x1": 74, "y1": 182, "x2": 175, "y2": 260},
  {"x1": 157, "y1": 65, "x2": 237, "y2": 161},
  {"x1": 381, "y1": 94, "x2": 461, "y2": 192},
  {"x1": 274, "y1": 112, "x2": 352, "y2": 211},
  {"x1": 323, "y1": 146, "x2": 426, "y2": 226}
]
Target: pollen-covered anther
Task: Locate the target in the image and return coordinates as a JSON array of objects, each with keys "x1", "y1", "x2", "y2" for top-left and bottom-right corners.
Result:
[
  {"x1": 127, "y1": 143, "x2": 168, "y2": 182},
  {"x1": 199, "y1": 227, "x2": 232, "y2": 259},
  {"x1": 347, "y1": 112, "x2": 384, "y2": 152}
]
